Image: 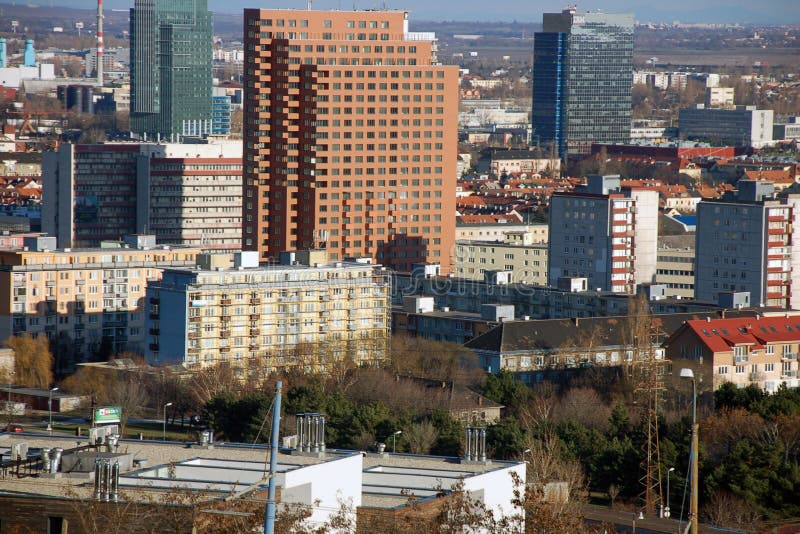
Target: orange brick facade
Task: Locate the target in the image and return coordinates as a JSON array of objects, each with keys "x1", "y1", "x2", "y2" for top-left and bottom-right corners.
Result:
[{"x1": 242, "y1": 9, "x2": 458, "y2": 272}]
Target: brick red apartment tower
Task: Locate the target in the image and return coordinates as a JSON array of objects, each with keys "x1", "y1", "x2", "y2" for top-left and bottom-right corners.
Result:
[{"x1": 242, "y1": 9, "x2": 458, "y2": 272}]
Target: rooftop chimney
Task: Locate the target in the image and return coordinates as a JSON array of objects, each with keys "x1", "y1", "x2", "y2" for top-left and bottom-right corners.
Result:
[{"x1": 96, "y1": 0, "x2": 104, "y2": 85}]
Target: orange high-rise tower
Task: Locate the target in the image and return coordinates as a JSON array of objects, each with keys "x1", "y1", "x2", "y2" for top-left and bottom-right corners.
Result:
[{"x1": 242, "y1": 9, "x2": 458, "y2": 272}]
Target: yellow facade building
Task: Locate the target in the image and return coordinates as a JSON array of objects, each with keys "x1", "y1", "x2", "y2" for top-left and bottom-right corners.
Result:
[
  {"x1": 0, "y1": 236, "x2": 200, "y2": 370},
  {"x1": 145, "y1": 251, "x2": 391, "y2": 375}
]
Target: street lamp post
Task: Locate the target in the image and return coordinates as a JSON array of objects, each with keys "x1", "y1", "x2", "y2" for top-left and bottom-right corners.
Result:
[
  {"x1": 680, "y1": 368, "x2": 699, "y2": 534},
  {"x1": 391, "y1": 430, "x2": 402, "y2": 453},
  {"x1": 47, "y1": 387, "x2": 59, "y2": 433},
  {"x1": 163, "y1": 402, "x2": 173, "y2": 441},
  {"x1": 665, "y1": 467, "x2": 675, "y2": 518},
  {"x1": 6, "y1": 370, "x2": 14, "y2": 427}
]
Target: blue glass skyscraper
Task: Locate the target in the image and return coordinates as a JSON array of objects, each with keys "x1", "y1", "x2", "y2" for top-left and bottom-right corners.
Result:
[{"x1": 532, "y1": 9, "x2": 634, "y2": 157}]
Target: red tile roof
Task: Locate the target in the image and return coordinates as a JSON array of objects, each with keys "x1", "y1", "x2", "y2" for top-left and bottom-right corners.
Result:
[{"x1": 683, "y1": 316, "x2": 800, "y2": 353}]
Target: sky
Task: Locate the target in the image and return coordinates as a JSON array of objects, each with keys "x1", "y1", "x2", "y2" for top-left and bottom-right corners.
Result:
[{"x1": 6, "y1": 0, "x2": 800, "y2": 24}]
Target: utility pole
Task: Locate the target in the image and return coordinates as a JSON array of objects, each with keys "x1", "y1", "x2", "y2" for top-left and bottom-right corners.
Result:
[
  {"x1": 630, "y1": 296, "x2": 666, "y2": 516},
  {"x1": 264, "y1": 381, "x2": 283, "y2": 534}
]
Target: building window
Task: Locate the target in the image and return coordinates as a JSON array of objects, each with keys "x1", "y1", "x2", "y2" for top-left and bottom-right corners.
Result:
[{"x1": 717, "y1": 366, "x2": 728, "y2": 375}]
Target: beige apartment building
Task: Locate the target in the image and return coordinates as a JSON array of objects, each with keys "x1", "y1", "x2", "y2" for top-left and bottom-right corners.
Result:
[
  {"x1": 454, "y1": 231, "x2": 548, "y2": 284},
  {"x1": 0, "y1": 235, "x2": 200, "y2": 370},
  {"x1": 655, "y1": 243, "x2": 695, "y2": 299},
  {"x1": 145, "y1": 250, "x2": 390, "y2": 375},
  {"x1": 455, "y1": 223, "x2": 548, "y2": 243}
]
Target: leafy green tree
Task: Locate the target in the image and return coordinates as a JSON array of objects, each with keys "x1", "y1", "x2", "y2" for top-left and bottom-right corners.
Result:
[
  {"x1": 486, "y1": 417, "x2": 527, "y2": 460},
  {"x1": 429, "y1": 409, "x2": 465, "y2": 456},
  {"x1": 607, "y1": 403, "x2": 630, "y2": 440},
  {"x1": 482, "y1": 369, "x2": 531, "y2": 419}
]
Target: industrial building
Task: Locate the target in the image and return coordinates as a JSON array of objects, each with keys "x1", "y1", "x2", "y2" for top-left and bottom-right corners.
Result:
[{"x1": 0, "y1": 425, "x2": 524, "y2": 533}]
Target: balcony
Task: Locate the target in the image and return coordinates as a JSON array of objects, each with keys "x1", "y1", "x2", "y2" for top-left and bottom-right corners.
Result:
[
  {"x1": 221, "y1": 299, "x2": 232, "y2": 306},
  {"x1": 749, "y1": 371, "x2": 766, "y2": 382},
  {"x1": 782, "y1": 370, "x2": 797, "y2": 379},
  {"x1": 781, "y1": 353, "x2": 797, "y2": 361}
]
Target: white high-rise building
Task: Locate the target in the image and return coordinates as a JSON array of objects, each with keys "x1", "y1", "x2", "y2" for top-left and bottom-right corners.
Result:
[{"x1": 548, "y1": 175, "x2": 659, "y2": 294}]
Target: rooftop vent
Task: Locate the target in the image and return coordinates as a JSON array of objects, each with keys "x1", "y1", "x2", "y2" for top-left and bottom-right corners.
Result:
[
  {"x1": 294, "y1": 412, "x2": 326, "y2": 455},
  {"x1": 462, "y1": 426, "x2": 487, "y2": 464}
]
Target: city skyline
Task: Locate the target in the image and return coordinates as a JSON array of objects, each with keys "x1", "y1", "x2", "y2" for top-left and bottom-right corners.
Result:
[{"x1": 8, "y1": 0, "x2": 798, "y2": 24}]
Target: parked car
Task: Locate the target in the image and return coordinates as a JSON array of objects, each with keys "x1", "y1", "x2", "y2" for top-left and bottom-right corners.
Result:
[{"x1": 4, "y1": 424, "x2": 23, "y2": 433}]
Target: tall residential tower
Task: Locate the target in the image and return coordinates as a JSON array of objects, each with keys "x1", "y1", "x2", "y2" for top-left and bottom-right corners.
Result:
[
  {"x1": 532, "y1": 9, "x2": 634, "y2": 157},
  {"x1": 548, "y1": 175, "x2": 658, "y2": 294},
  {"x1": 130, "y1": 0, "x2": 213, "y2": 138},
  {"x1": 242, "y1": 9, "x2": 458, "y2": 272},
  {"x1": 695, "y1": 181, "x2": 800, "y2": 308}
]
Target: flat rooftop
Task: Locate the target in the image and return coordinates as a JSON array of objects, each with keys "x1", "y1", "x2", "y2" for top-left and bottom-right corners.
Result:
[
  {"x1": 359, "y1": 452, "x2": 517, "y2": 509},
  {"x1": 0, "y1": 434, "x2": 336, "y2": 500},
  {"x1": 0, "y1": 434, "x2": 522, "y2": 510}
]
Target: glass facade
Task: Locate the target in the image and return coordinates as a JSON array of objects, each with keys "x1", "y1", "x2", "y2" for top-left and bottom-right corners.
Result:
[
  {"x1": 130, "y1": 0, "x2": 213, "y2": 139},
  {"x1": 532, "y1": 32, "x2": 568, "y2": 158},
  {"x1": 532, "y1": 11, "x2": 634, "y2": 157},
  {"x1": 211, "y1": 95, "x2": 232, "y2": 135}
]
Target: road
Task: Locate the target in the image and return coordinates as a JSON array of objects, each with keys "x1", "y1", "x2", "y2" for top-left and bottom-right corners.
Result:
[{"x1": 582, "y1": 504, "x2": 743, "y2": 534}]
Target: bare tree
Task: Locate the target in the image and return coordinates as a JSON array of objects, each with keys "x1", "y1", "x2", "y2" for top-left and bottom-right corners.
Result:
[
  {"x1": 702, "y1": 491, "x2": 764, "y2": 532},
  {"x1": 404, "y1": 421, "x2": 439, "y2": 455}
]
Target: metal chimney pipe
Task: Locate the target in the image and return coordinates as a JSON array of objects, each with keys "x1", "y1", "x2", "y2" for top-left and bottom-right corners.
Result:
[
  {"x1": 319, "y1": 416, "x2": 326, "y2": 452},
  {"x1": 304, "y1": 414, "x2": 312, "y2": 452},
  {"x1": 296, "y1": 414, "x2": 303, "y2": 451},
  {"x1": 465, "y1": 428, "x2": 472, "y2": 461},
  {"x1": 110, "y1": 461, "x2": 119, "y2": 502},
  {"x1": 104, "y1": 459, "x2": 112, "y2": 501},
  {"x1": 40, "y1": 448, "x2": 51, "y2": 471},
  {"x1": 312, "y1": 415, "x2": 319, "y2": 453},
  {"x1": 94, "y1": 459, "x2": 102, "y2": 499},
  {"x1": 50, "y1": 447, "x2": 63, "y2": 473},
  {"x1": 479, "y1": 429, "x2": 487, "y2": 462}
]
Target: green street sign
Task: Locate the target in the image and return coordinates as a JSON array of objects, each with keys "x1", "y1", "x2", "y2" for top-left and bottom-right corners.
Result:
[{"x1": 93, "y1": 406, "x2": 122, "y2": 424}]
